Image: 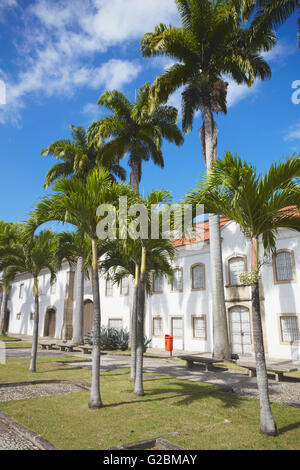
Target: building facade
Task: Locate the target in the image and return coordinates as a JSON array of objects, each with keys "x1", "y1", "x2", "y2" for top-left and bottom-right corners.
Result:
[{"x1": 2, "y1": 220, "x2": 300, "y2": 361}]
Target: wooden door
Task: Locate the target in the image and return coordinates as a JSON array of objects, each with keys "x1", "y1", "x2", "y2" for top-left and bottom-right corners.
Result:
[
  {"x1": 83, "y1": 300, "x2": 94, "y2": 338},
  {"x1": 44, "y1": 309, "x2": 56, "y2": 338}
]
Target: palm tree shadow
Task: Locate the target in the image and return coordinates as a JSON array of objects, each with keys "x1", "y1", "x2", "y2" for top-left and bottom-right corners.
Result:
[{"x1": 279, "y1": 421, "x2": 300, "y2": 435}]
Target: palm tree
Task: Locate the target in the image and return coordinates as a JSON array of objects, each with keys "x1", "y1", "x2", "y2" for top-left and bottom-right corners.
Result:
[
  {"x1": 42, "y1": 124, "x2": 126, "y2": 189},
  {"x1": 89, "y1": 83, "x2": 183, "y2": 381},
  {"x1": 42, "y1": 124, "x2": 126, "y2": 342},
  {"x1": 27, "y1": 169, "x2": 136, "y2": 408},
  {"x1": 240, "y1": 1, "x2": 300, "y2": 47},
  {"x1": 185, "y1": 151, "x2": 300, "y2": 435},
  {"x1": 0, "y1": 230, "x2": 59, "y2": 372},
  {"x1": 141, "y1": 0, "x2": 276, "y2": 359},
  {"x1": 0, "y1": 221, "x2": 23, "y2": 335},
  {"x1": 100, "y1": 211, "x2": 176, "y2": 392},
  {"x1": 56, "y1": 230, "x2": 92, "y2": 345},
  {"x1": 88, "y1": 82, "x2": 184, "y2": 194}
]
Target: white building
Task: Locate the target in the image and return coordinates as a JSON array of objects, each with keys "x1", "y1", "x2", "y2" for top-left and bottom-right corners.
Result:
[{"x1": 2, "y1": 218, "x2": 300, "y2": 361}]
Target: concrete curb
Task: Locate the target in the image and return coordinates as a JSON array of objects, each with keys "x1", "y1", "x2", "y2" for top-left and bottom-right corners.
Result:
[{"x1": 0, "y1": 410, "x2": 59, "y2": 450}]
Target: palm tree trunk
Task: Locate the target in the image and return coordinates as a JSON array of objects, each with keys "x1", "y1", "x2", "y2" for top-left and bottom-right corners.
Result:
[
  {"x1": 88, "y1": 238, "x2": 103, "y2": 409},
  {"x1": 202, "y1": 105, "x2": 230, "y2": 360},
  {"x1": 0, "y1": 288, "x2": 8, "y2": 335},
  {"x1": 73, "y1": 257, "x2": 84, "y2": 344},
  {"x1": 134, "y1": 246, "x2": 146, "y2": 396},
  {"x1": 251, "y1": 237, "x2": 277, "y2": 436},
  {"x1": 130, "y1": 264, "x2": 139, "y2": 382},
  {"x1": 29, "y1": 278, "x2": 39, "y2": 373}
]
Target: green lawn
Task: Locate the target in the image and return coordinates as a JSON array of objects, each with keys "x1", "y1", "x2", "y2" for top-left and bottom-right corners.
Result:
[
  {"x1": 0, "y1": 342, "x2": 32, "y2": 349},
  {"x1": 0, "y1": 357, "x2": 300, "y2": 450},
  {"x1": 0, "y1": 335, "x2": 21, "y2": 342}
]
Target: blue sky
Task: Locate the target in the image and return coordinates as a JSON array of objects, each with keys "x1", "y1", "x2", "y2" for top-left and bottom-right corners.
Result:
[{"x1": 0, "y1": 0, "x2": 299, "y2": 224}]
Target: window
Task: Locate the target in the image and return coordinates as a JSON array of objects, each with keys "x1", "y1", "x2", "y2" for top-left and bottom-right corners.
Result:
[
  {"x1": 228, "y1": 257, "x2": 245, "y2": 285},
  {"x1": 19, "y1": 283, "x2": 24, "y2": 299},
  {"x1": 171, "y1": 317, "x2": 183, "y2": 337},
  {"x1": 152, "y1": 273, "x2": 163, "y2": 293},
  {"x1": 30, "y1": 312, "x2": 35, "y2": 321},
  {"x1": 280, "y1": 315, "x2": 300, "y2": 343},
  {"x1": 172, "y1": 268, "x2": 183, "y2": 292},
  {"x1": 50, "y1": 280, "x2": 56, "y2": 295},
  {"x1": 120, "y1": 276, "x2": 129, "y2": 296},
  {"x1": 274, "y1": 251, "x2": 295, "y2": 283},
  {"x1": 105, "y1": 277, "x2": 113, "y2": 297},
  {"x1": 16, "y1": 312, "x2": 21, "y2": 320},
  {"x1": 153, "y1": 317, "x2": 163, "y2": 336},
  {"x1": 192, "y1": 316, "x2": 207, "y2": 340},
  {"x1": 191, "y1": 264, "x2": 205, "y2": 290},
  {"x1": 108, "y1": 318, "x2": 123, "y2": 330}
]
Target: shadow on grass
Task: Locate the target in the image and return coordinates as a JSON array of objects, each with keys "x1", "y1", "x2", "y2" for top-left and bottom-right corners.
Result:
[
  {"x1": 103, "y1": 378, "x2": 243, "y2": 410},
  {"x1": 279, "y1": 421, "x2": 300, "y2": 435}
]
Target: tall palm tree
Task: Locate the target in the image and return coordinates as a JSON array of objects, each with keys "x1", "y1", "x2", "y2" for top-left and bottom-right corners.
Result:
[
  {"x1": 240, "y1": 1, "x2": 300, "y2": 47},
  {"x1": 141, "y1": 0, "x2": 276, "y2": 359},
  {"x1": 89, "y1": 83, "x2": 183, "y2": 381},
  {"x1": 42, "y1": 124, "x2": 126, "y2": 342},
  {"x1": 0, "y1": 230, "x2": 59, "y2": 372},
  {"x1": 100, "y1": 207, "x2": 176, "y2": 393},
  {"x1": 88, "y1": 82, "x2": 184, "y2": 194},
  {"x1": 27, "y1": 169, "x2": 136, "y2": 408},
  {"x1": 186, "y1": 151, "x2": 300, "y2": 435}
]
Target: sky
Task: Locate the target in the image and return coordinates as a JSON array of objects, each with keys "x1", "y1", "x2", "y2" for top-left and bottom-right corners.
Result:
[{"x1": 0, "y1": 0, "x2": 299, "y2": 224}]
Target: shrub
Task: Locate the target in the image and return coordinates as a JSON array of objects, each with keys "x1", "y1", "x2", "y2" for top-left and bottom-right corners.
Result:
[{"x1": 85, "y1": 328, "x2": 152, "y2": 352}]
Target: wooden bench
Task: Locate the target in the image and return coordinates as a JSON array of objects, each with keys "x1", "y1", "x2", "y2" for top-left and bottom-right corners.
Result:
[
  {"x1": 237, "y1": 361, "x2": 298, "y2": 382},
  {"x1": 78, "y1": 345, "x2": 93, "y2": 354},
  {"x1": 180, "y1": 355, "x2": 223, "y2": 371},
  {"x1": 39, "y1": 341, "x2": 57, "y2": 350},
  {"x1": 56, "y1": 342, "x2": 78, "y2": 352}
]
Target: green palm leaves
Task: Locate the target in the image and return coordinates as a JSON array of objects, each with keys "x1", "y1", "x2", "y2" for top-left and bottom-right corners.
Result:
[
  {"x1": 141, "y1": 0, "x2": 275, "y2": 134},
  {"x1": 88, "y1": 83, "x2": 184, "y2": 192},
  {"x1": 42, "y1": 124, "x2": 126, "y2": 189},
  {"x1": 186, "y1": 151, "x2": 300, "y2": 254}
]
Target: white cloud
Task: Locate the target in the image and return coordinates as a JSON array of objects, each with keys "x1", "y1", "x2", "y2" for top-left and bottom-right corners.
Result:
[
  {"x1": 0, "y1": 0, "x2": 177, "y2": 125},
  {"x1": 284, "y1": 121, "x2": 300, "y2": 141}
]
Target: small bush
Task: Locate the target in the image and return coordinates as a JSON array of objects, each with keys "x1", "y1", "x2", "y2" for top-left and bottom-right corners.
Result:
[{"x1": 85, "y1": 328, "x2": 152, "y2": 352}]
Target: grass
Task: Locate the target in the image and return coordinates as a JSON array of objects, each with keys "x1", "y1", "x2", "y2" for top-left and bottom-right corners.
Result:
[
  {"x1": 0, "y1": 335, "x2": 21, "y2": 342},
  {"x1": 0, "y1": 357, "x2": 300, "y2": 450},
  {"x1": 0, "y1": 342, "x2": 32, "y2": 349}
]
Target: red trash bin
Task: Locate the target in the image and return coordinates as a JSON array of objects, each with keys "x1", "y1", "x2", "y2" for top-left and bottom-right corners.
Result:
[{"x1": 165, "y1": 334, "x2": 173, "y2": 357}]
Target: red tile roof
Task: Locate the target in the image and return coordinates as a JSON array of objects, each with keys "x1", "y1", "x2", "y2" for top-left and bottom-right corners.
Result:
[{"x1": 173, "y1": 216, "x2": 230, "y2": 247}]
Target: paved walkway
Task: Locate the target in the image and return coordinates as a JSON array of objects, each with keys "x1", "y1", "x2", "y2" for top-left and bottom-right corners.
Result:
[{"x1": 0, "y1": 419, "x2": 39, "y2": 450}]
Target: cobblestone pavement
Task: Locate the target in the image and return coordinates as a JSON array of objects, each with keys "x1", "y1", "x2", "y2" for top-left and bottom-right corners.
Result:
[
  {"x1": 0, "y1": 382, "x2": 84, "y2": 402},
  {"x1": 0, "y1": 419, "x2": 39, "y2": 450},
  {"x1": 4, "y1": 348, "x2": 67, "y2": 359}
]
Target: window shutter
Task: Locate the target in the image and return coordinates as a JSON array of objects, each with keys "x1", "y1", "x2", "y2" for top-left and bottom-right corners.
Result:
[
  {"x1": 276, "y1": 252, "x2": 293, "y2": 281},
  {"x1": 229, "y1": 257, "x2": 245, "y2": 285},
  {"x1": 192, "y1": 265, "x2": 205, "y2": 289}
]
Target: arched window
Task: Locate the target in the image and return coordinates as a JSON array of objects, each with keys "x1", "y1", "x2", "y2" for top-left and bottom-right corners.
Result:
[
  {"x1": 274, "y1": 250, "x2": 295, "y2": 283},
  {"x1": 228, "y1": 256, "x2": 246, "y2": 286},
  {"x1": 105, "y1": 277, "x2": 113, "y2": 297},
  {"x1": 191, "y1": 264, "x2": 205, "y2": 290},
  {"x1": 172, "y1": 268, "x2": 183, "y2": 292},
  {"x1": 120, "y1": 276, "x2": 129, "y2": 296},
  {"x1": 152, "y1": 272, "x2": 163, "y2": 294}
]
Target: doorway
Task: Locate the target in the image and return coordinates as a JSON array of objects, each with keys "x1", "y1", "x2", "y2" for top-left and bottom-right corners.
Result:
[
  {"x1": 83, "y1": 300, "x2": 94, "y2": 338},
  {"x1": 229, "y1": 306, "x2": 252, "y2": 356},
  {"x1": 44, "y1": 308, "x2": 56, "y2": 338}
]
